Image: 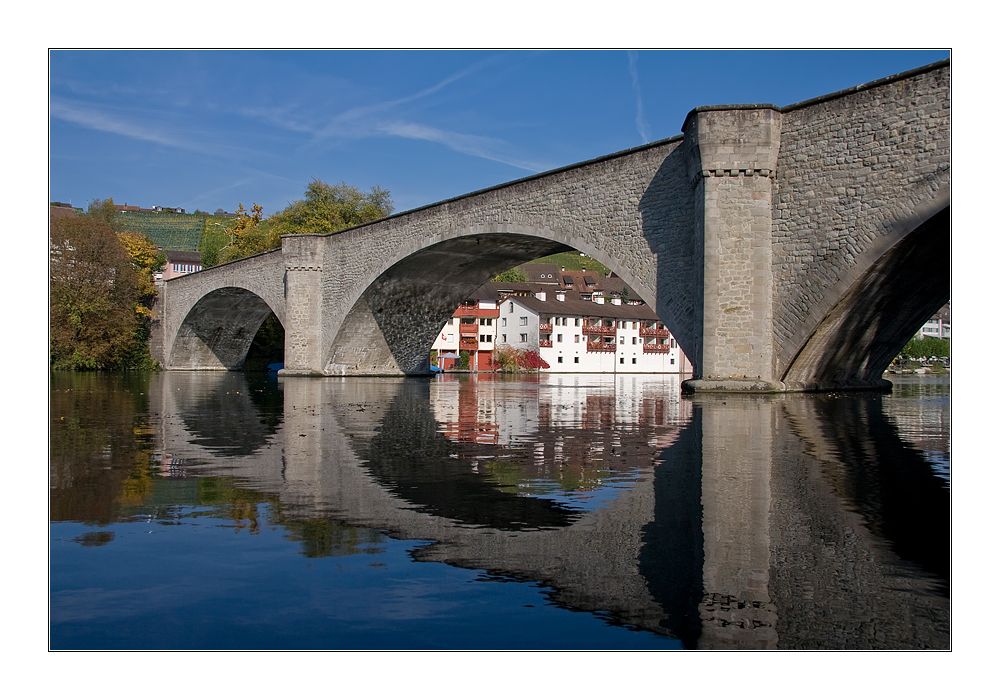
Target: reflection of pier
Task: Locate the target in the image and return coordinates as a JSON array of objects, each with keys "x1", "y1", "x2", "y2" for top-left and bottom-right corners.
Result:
[{"x1": 147, "y1": 372, "x2": 948, "y2": 649}]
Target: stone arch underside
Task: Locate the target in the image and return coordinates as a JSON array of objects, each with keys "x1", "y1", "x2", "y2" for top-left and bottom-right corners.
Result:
[
  {"x1": 325, "y1": 233, "x2": 570, "y2": 375},
  {"x1": 780, "y1": 206, "x2": 949, "y2": 391},
  {"x1": 168, "y1": 287, "x2": 283, "y2": 370},
  {"x1": 324, "y1": 230, "x2": 679, "y2": 375}
]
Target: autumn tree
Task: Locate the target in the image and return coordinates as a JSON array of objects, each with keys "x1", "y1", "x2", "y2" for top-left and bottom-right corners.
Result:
[
  {"x1": 203, "y1": 180, "x2": 394, "y2": 267},
  {"x1": 50, "y1": 199, "x2": 163, "y2": 369},
  {"x1": 267, "y1": 179, "x2": 394, "y2": 237},
  {"x1": 216, "y1": 203, "x2": 274, "y2": 265}
]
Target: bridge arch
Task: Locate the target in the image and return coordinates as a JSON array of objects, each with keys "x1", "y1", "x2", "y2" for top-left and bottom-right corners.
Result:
[
  {"x1": 168, "y1": 286, "x2": 283, "y2": 370},
  {"x1": 320, "y1": 219, "x2": 695, "y2": 375},
  {"x1": 780, "y1": 202, "x2": 949, "y2": 390}
]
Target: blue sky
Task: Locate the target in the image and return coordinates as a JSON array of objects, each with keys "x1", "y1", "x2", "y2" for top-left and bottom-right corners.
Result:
[{"x1": 49, "y1": 49, "x2": 949, "y2": 216}]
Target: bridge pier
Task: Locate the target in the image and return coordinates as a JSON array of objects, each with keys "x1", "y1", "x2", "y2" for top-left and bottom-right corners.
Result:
[
  {"x1": 682, "y1": 106, "x2": 786, "y2": 393},
  {"x1": 279, "y1": 234, "x2": 327, "y2": 376}
]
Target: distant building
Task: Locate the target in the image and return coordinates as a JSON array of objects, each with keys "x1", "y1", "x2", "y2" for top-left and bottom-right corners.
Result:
[
  {"x1": 160, "y1": 250, "x2": 203, "y2": 280},
  {"x1": 919, "y1": 302, "x2": 951, "y2": 339},
  {"x1": 49, "y1": 202, "x2": 82, "y2": 220},
  {"x1": 432, "y1": 280, "x2": 690, "y2": 374}
]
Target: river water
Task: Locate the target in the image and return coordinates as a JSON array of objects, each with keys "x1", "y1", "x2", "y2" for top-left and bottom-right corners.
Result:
[{"x1": 49, "y1": 371, "x2": 949, "y2": 650}]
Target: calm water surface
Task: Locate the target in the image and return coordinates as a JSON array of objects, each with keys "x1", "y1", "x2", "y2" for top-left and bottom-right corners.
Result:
[{"x1": 49, "y1": 371, "x2": 949, "y2": 649}]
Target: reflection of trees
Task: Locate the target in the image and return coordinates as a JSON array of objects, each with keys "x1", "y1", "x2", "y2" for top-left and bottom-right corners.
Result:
[{"x1": 50, "y1": 371, "x2": 157, "y2": 524}]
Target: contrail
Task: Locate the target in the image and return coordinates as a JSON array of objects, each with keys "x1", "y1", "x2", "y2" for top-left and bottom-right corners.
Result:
[{"x1": 628, "y1": 51, "x2": 651, "y2": 144}]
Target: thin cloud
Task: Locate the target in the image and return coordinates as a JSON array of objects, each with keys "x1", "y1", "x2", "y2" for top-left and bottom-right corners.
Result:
[
  {"x1": 628, "y1": 51, "x2": 651, "y2": 144},
  {"x1": 313, "y1": 56, "x2": 501, "y2": 142},
  {"x1": 378, "y1": 121, "x2": 549, "y2": 173},
  {"x1": 51, "y1": 97, "x2": 259, "y2": 160}
]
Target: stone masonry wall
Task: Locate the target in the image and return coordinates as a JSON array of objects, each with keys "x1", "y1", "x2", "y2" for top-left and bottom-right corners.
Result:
[
  {"x1": 156, "y1": 249, "x2": 285, "y2": 368},
  {"x1": 312, "y1": 138, "x2": 700, "y2": 373},
  {"x1": 772, "y1": 63, "x2": 950, "y2": 377}
]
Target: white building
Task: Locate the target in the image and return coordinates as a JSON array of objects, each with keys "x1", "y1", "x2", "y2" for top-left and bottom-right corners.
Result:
[
  {"x1": 496, "y1": 289, "x2": 690, "y2": 373},
  {"x1": 432, "y1": 277, "x2": 691, "y2": 374},
  {"x1": 430, "y1": 290, "x2": 501, "y2": 370},
  {"x1": 918, "y1": 317, "x2": 950, "y2": 339}
]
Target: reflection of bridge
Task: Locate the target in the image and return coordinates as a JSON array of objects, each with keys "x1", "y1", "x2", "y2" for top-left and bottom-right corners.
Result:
[
  {"x1": 147, "y1": 372, "x2": 948, "y2": 648},
  {"x1": 153, "y1": 62, "x2": 950, "y2": 393}
]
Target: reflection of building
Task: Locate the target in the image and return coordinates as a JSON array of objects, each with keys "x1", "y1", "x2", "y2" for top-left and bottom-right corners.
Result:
[
  {"x1": 433, "y1": 275, "x2": 690, "y2": 373},
  {"x1": 427, "y1": 374, "x2": 690, "y2": 502}
]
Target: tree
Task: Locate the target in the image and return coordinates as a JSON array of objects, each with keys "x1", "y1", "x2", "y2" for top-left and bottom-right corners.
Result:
[
  {"x1": 205, "y1": 180, "x2": 394, "y2": 267},
  {"x1": 217, "y1": 203, "x2": 273, "y2": 265},
  {"x1": 50, "y1": 199, "x2": 152, "y2": 369},
  {"x1": 268, "y1": 179, "x2": 394, "y2": 237},
  {"x1": 492, "y1": 267, "x2": 528, "y2": 283}
]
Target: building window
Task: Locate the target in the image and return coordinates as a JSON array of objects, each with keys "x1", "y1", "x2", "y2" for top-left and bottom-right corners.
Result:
[
  {"x1": 671, "y1": 358, "x2": 676, "y2": 365},
  {"x1": 502, "y1": 334, "x2": 507, "y2": 343},
  {"x1": 480, "y1": 318, "x2": 492, "y2": 326},
  {"x1": 520, "y1": 333, "x2": 528, "y2": 343},
  {"x1": 557, "y1": 334, "x2": 563, "y2": 343},
  {"x1": 509, "y1": 302, "x2": 514, "y2": 312},
  {"x1": 632, "y1": 357, "x2": 637, "y2": 364},
  {"x1": 557, "y1": 356, "x2": 563, "y2": 363},
  {"x1": 620, "y1": 357, "x2": 625, "y2": 364},
  {"x1": 480, "y1": 334, "x2": 492, "y2": 343},
  {"x1": 619, "y1": 336, "x2": 625, "y2": 344},
  {"x1": 575, "y1": 318, "x2": 581, "y2": 326},
  {"x1": 574, "y1": 356, "x2": 580, "y2": 363},
  {"x1": 519, "y1": 317, "x2": 528, "y2": 326},
  {"x1": 574, "y1": 335, "x2": 580, "y2": 343},
  {"x1": 632, "y1": 337, "x2": 638, "y2": 345},
  {"x1": 501, "y1": 318, "x2": 507, "y2": 327}
]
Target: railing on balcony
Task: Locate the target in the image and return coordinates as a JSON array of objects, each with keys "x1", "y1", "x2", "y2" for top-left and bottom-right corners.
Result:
[
  {"x1": 460, "y1": 337, "x2": 479, "y2": 349},
  {"x1": 643, "y1": 343, "x2": 672, "y2": 353},
  {"x1": 587, "y1": 341, "x2": 617, "y2": 352},
  {"x1": 583, "y1": 325, "x2": 613, "y2": 335},
  {"x1": 538, "y1": 323, "x2": 553, "y2": 332},
  {"x1": 459, "y1": 323, "x2": 479, "y2": 334},
  {"x1": 640, "y1": 327, "x2": 670, "y2": 337},
  {"x1": 539, "y1": 339, "x2": 553, "y2": 347}
]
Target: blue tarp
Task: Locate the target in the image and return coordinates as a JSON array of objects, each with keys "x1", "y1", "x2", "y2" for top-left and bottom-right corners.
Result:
[{"x1": 266, "y1": 362, "x2": 284, "y2": 372}]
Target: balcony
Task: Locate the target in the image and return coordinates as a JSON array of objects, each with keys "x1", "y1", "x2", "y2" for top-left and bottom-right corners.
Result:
[
  {"x1": 539, "y1": 339, "x2": 553, "y2": 348},
  {"x1": 459, "y1": 323, "x2": 479, "y2": 334},
  {"x1": 643, "y1": 343, "x2": 672, "y2": 353},
  {"x1": 538, "y1": 323, "x2": 553, "y2": 332},
  {"x1": 640, "y1": 327, "x2": 670, "y2": 337},
  {"x1": 459, "y1": 337, "x2": 479, "y2": 350},
  {"x1": 583, "y1": 325, "x2": 613, "y2": 335},
  {"x1": 587, "y1": 341, "x2": 616, "y2": 352}
]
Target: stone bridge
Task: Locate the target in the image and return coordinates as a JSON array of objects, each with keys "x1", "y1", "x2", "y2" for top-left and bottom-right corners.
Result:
[{"x1": 153, "y1": 60, "x2": 950, "y2": 392}]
